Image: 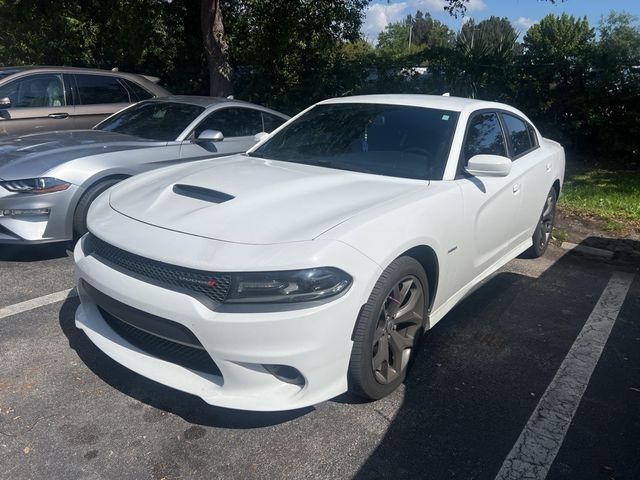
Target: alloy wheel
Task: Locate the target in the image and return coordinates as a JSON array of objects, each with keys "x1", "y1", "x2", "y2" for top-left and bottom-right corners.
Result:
[{"x1": 371, "y1": 275, "x2": 425, "y2": 384}]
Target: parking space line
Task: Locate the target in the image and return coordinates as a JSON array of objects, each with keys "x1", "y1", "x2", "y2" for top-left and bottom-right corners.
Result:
[
  {"x1": 495, "y1": 271, "x2": 635, "y2": 480},
  {"x1": 0, "y1": 288, "x2": 76, "y2": 319}
]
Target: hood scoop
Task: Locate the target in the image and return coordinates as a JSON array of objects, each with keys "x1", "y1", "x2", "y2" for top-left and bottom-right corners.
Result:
[{"x1": 172, "y1": 184, "x2": 234, "y2": 204}]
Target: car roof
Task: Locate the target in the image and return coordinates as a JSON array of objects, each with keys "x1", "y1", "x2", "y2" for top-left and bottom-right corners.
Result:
[
  {"x1": 319, "y1": 94, "x2": 514, "y2": 115},
  {"x1": 0, "y1": 66, "x2": 160, "y2": 83},
  {"x1": 147, "y1": 95, "x2": 289, "y2": 116}
]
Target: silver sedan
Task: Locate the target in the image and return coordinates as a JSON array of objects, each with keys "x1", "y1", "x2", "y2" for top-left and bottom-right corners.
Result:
[{"x1": 0, "y1": 96, "x2": 288, "y2": 244}]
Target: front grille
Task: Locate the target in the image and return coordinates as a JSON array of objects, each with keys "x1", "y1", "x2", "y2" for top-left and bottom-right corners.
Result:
[
  {"x1": 84, "y1": 234, "x2": 231, "y2": 303},
  {"x1": 100, "y1": 307, "x2": 222, "y2": 376}
]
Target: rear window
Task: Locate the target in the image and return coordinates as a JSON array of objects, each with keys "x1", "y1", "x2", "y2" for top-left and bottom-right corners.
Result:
[
  {"x1": 75, "y1": 74, "x2": 130, "y2": 105},
  {"x1": 124, "y1": 80, "x2": 154, "y2": 101},
  {"x1": 502, "y1": 113, "x2": 534, "y2": 157}
]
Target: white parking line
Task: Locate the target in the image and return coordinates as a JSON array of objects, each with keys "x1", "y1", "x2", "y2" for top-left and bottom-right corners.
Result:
[
  {"x1": 0, "y1": 288, "x2": 77, "y2": 319},
  {"x1": 495, "y1": 271, "x2": 635, "y2": 480}
]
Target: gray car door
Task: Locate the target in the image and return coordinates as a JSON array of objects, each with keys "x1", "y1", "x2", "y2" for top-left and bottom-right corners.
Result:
[
  {"x1": 0, "y1": 73, "x2": 74, "y2": 137},
  {"x1": 179, "y1": 107, "x2": 265, "y2": 160},
  {"x1": 71, "y1": 74, "x2": 132, "y2": 129}
]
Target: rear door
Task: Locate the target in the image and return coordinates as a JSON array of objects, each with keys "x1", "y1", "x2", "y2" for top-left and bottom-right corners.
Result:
[
  {"x1": 0, "y1": 73, "x2": 73, "y2": 137},
  {"x1": 179, "y1": 107, "x2": 265, "y2": 159},
  {"x1": 71, "y1": 74, "x2": 132, "y2": 129},
  {"x1": 500, "y1": 112, "x2": 551, "y2": 245}
]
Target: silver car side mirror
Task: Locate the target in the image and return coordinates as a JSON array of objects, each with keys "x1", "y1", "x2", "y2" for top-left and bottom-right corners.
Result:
[
  {"x1": 465, "y1": 154, "x2": 512, "y2": 177},
  {"x1": 197, "y1": 129, "x2": 224, "y2": 142},
  {"x1": 254, "y1": 131, "x2": 269, "y2": 143},
  {"x1": 0, "y1": 96, "x2": 11, "y2": 109}
]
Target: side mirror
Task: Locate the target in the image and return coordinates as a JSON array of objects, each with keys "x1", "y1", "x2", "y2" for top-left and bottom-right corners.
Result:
[
  {"x1": 465, "y1": 154, "x2": 512, "y2": 177},
  {"x1": 253, "y1": 131, "x2": 269, "y2": 143},
  {"x1": 0, "y1": 96, "x2": 11, "y2": 109},
  {"x1": 196, "y1": 129, "x2": 224, "y2": 142}
]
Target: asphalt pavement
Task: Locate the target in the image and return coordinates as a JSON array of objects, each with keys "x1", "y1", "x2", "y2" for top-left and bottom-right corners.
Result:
[{"x1": 0, "y1": 237, "x2": 638, "y2": 480}]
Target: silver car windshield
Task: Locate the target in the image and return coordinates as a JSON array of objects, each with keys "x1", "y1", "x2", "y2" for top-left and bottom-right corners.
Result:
[
  {"x1": 96, "y1": 101, "x2": 205, "y2": 141},
  {"x1": 250, "y1": 103, "x2": 459, "y2": 180}
]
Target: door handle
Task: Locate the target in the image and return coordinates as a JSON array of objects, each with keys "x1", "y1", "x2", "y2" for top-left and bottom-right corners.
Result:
[
  {"x1": 513, "y1": 183, "x2": 521, "y2": 193},
  {"x1": 48, "y1": 112, "x2": 69, "y2": 119}
]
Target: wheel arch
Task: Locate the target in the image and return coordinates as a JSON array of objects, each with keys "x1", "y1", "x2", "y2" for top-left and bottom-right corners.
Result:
[
  {"x1": 552, "y1": 179, "x2": 561, "y2": 200},
  {"x1": 399, "y1": 245, "x2": 439, "y2": 317},
  {"x1": 70, "y1": 173, "x2": 131, "y2": 237}
]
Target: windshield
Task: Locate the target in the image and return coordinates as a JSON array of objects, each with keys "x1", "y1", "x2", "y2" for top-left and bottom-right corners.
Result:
[
  {"x1": 96, "y1": 101, "x2": 204, "y2": 141},
  {"x1": 250, "y1": 103, "x2": 459, "y2": 180}
]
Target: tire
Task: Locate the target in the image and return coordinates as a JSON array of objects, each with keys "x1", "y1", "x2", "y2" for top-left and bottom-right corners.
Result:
[
  {"x1": 348, "y1": 256, "x2": 429, "y2": 400},
  {"x1": 72, "y1": 179, "x2": 121, "y2": 239},
  {"x1": 525, "y1": 187, "x2": 557, "y2": 258}
]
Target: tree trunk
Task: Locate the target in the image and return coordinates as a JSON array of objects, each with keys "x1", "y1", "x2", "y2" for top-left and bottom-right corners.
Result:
[{"x1": 200, "y1": 0, "x2": 233, "y2": 97}]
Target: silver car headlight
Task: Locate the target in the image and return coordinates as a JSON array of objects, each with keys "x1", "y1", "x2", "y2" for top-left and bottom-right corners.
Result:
[
  {"x1": 224, "y1": 267, "x2": 352, "y2": 304},
  {"x1": 0, "y1": 177, "x2": 71, "y2": 194}
]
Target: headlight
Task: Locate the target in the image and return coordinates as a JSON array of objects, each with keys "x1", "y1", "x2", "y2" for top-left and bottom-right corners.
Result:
[
  {"x1": 0, "y1": 177, "x2": 71, "y2": 194},
  {"x1": 225, "y1": 267, "x2": 352, "y2": 304}
]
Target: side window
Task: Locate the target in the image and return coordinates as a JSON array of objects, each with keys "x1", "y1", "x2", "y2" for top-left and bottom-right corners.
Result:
[
  {"x1": 75, "y1": 74, "x2": 130, "y2": 105},
  {"x1": 262, "y1": 112, "x2": 286, "y2": 132},
  {"x1": 124, "y1": 80, "x2": 154, "y2": 101},
  {"x1": 502, "y1": 113, "x2": 534, "y2": 157},
  {"x1": 194, "y1": 107, "x2": 263, "y2": 138},
  {"x1": 0, "y1": 74, "x2": 65, "y2": 108},
  {"x1": 463, "y1": 112, "x2": 507, "y2": 162}
]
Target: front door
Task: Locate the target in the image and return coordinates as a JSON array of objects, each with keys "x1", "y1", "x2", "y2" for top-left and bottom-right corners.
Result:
[
  {"x1": 455, "y1": 111, "x2": 521, "y2": 283},
  {"x1": 0, "y1": 73, "x2": 73, "y2": 137}
]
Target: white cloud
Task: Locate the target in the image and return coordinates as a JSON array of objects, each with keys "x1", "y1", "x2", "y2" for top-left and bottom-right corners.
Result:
[
  {"x1": 362, "y1": 0, "x2": 487, "y2": 43},
  {"x1": 514, "y1": 16, "x2": 536, "y2": 33},
  {"x1": 362, "y1": 2, "x2": 408, "y2": 43}
]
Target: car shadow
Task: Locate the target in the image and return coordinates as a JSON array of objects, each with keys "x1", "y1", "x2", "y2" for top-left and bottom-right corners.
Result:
[
  {"x1": 57, "y1": 295, "x2": 314, "y2": 429},
  {"x1": 353, "y1": 237, "x2": 639, "y2": 480},
  {"x1": 0, "y1": 241, "x2": 72, "y2": 261}
]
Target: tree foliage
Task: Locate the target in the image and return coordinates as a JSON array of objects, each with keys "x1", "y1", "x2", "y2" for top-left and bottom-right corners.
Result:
[{"x1": 0, "y1": 1, "x2": 638, "y2": 162}]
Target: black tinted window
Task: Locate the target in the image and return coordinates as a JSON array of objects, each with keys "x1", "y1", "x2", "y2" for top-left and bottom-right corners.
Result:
[
  {"x1": 0, "y1": 74, "x2": 65, "y2": 108},
  {"x1": 262, "y1": 112, "x2": 286, "y2": 132},
  {"x1": 464, "y1": 112, "x2": 506, "y2": 161},
  {"x1": 503, "y1": 113, "x2": 533, "y2": 157},
  {"x1": 195, "y1": 107, "x2": 263, "y2": 137},
  {"x1": 124, "y1": 80, "x2": 154, "y2": 101},
  {"x1": 251, "y1": 103, "x2": 459, "y2": 180},
  {"x1": 75, "y1": 75, "x2": 130, "y2": 105},
  {"x1": 97, "y1": 101, "x2": 204, "y2": 141}
]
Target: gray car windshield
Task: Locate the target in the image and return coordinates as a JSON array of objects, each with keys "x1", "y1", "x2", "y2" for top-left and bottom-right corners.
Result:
[
  {"x1": 97, "y1": 101, "x2": 204, "y2": 141},
  {"x1": 250, "y1": 103, "x2": 459, "y2": 180}
]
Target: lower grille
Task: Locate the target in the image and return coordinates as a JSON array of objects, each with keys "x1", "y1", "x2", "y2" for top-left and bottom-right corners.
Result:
[{"x1": 101, "y1": 308, "x2": 222, "y2": 376}]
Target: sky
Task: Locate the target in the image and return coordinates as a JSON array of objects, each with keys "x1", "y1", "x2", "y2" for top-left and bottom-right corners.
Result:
[{"x1": 362, "y1": 0, "x2": 640, "y2": 43}]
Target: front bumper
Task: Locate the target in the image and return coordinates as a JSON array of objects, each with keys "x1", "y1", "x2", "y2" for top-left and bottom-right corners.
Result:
[
  {"x1": 74, "y1": 230, "x2": 381, "y2": 411},
  {"x1": 0, "y1": 184, "x2": 81, "y2": 244}
]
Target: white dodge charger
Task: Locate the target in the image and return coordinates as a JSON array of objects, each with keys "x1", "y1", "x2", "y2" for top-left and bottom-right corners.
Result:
[{"x1": 74, "y1": 95, "x2": 565, "y2": 411}]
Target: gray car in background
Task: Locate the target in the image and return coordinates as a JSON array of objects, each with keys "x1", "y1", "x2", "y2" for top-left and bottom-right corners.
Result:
[
  {"x1": 0, "y1": 96, "x2": 289, "y2": 244},
  {"x1": 0, "y1": 66, "x2": 170, "y2": 137}
]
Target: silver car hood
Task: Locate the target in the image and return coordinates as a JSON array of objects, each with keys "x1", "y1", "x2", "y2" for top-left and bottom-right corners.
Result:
[
  {"x1": 0, "y1": 130, "x2": 164, "y2": 180},
  {"x1": 108, "y1": 155, "x2": 423, "y2": 244}
]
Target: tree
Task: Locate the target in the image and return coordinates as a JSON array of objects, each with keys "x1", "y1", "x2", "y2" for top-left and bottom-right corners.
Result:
[
  {"x1": 201, "y1": 0, "x2": 232, "y2": 96},
  {"x1": 223, "y1": 0, "x2": 368, "y2": 112},
  {"x1": 447, "y1": 17, "x2": 520, "y2": 99}
]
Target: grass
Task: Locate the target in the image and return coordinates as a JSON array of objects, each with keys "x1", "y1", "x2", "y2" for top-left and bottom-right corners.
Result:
[
  {"x1": 552, "y1": 229, "x2": 569, "y2": 243},
  {"x1": 559, "y1": 168, "x2": 640, "y2": 223}
]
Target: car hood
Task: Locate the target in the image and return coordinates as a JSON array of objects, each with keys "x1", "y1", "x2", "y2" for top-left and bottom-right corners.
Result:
[
  {"x1": 108, "y1": 155, "x2": 425, "y2": 244},
  {"x1": 0, "y1": 130, "x2": 164, "y2": 180}
]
